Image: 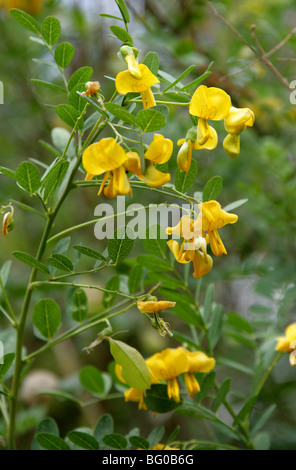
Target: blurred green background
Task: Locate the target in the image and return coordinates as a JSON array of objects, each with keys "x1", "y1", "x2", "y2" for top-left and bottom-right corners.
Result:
[{"x1": 0, "y1": 0, "x2": 296, "y2": 449}]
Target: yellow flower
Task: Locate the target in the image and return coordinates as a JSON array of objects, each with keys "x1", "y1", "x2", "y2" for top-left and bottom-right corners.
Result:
[
  {"x1": 124, "y1": 387, "x2": 147, "y2": 410},
  {"x1": 103, "y1": 165, "x2": 131, "y2": 199},
  {"x1": 115, "y1": 64, "x2": 160, "y2": 109},
  {"x1": 143, "y1": 164, "x2": 171, "y2": 188},
  {"x1": 223, "y1": 106, "x2": 255, "y2": 159},
  {"x1": 276, "y1": 323, "x2": 296, "y2": 353},
  {"x1": 189, "y1": 85, "x2": 231, "y2": 146},
  {"x1": 177, "y1": 127, "x2": 218, "y2": 173},
  {"x1": 137, "y1": 300, "x2": 176, "y2": 314},
  {"x1": 181, "y1": 348, "x2": 215, "y2": 398},
  {"x1": 198, "y1": 201, "x2": 238, "y2": 256},
  {"x1": 223, "y1": 134, "x2": 240, "y2": 159},
  {"x1": 2, "y1": 211, "x2": 14, "y2": 237},
  {"x1": 147, "y1": 348, "x2": 189, "y2": 402},
  {"x1": 224, "y1": 106, "x2": 255, "y2": 135},
  {"x1": 82, "y1": 137, "x2": 128, "y2": 179},
  {"x1": 144, "y1": 134, "x2": 173, "y2": 165},
  {"x1": 124, "y1": 151, "x2": 143, "y2": 179},
  {"x1": 166, "y1": 216, "x2": 213, "y2": 279}
]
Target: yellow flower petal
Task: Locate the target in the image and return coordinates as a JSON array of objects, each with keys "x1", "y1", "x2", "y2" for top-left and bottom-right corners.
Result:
[
  {"x1": 167, "y1": 239, "x2": 191, "y2": 264},
  {"x1": 185, "y1": 350, "x2": 215, "y2": 373},
  {"x1": 104, "y1": 166, "x2": 130, "y2": 199},
  {"x1": 185, "y1": 373, "x2": 200, "y2": 398},
  {"x1": 224, "y1": 106, "x2": 255, "y2": 134},
  {"x1": 115, "y1": 64, "x2": 159, "y2": 94},
  {"x1": 192, "y1": 250, "x2": 213, "y2": 278},
  {"x1": 194, "y1": 125, "x2": 218, "y2": 150},
  {"x1": 223, "y1": 134, "x2": 240, "y2": 159},
  {"x1": 82, "y1": 138, "x2": 128, "y2": 176},
  {"x1": 167, "y1": 377, "x2": 181, "y2": 402},
  {"x1": 137, "y1": 300, "x2": 176, "y2": 313},
  {"x1": 208, "y1": 229, "x2": 227, "y2": 257},
  {"x1": 145, "y1": 134, "x2": 173, "y2": 164},
  {"x1": 177, "y1": 140, "x2": 192, "y2": 173},
  {"x1": 199, "y1": 201, "x2": 238, "y2": 232},
  {"x1": 125, "y1": 151, "x2": 143, "y2": 179},
  {"x1": 148, "y1": 348, "x2": 189, "y2": 381},
  {"x1": 143, "y1": 164, "x2": 170, "y2": 187},
  {"x1": 166, "y1": 215, "x2": 195, "y2": 239},
  {"x1": 189, "y1": 85, "x2": 231, "y2": 121},
  {"x1": 141, "y1": 88, "x2": 156, "y2": 109}
]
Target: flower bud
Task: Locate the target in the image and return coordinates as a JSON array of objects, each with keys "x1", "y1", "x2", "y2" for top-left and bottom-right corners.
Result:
[
  {"x1": 120, "y1": 46, "x2": 142, "y2": 79},
  {"x1": 82, "y1": 81, "x2": 101, "y2": 96},
  {"x1": 2, "y1": 212, "x2": 14, "y2": 236}
]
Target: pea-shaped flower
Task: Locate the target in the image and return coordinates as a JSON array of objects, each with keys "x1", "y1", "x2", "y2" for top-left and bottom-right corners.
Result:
[
  {"x1": 189, "y1": 85, "x2": 231, "y2": 146},
  {"x1": 115, "y1": 64, "x2": 160, "y2": 109},
  {"x1": 223, "y1": 106, "x2": 255, "y2": 159}
]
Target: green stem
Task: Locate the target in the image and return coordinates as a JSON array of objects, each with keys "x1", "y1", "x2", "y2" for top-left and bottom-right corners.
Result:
[
  {"x1": 253, "y1": 352, "x2": 281, "y2": 396},
  {"x1": 31, "y1": 280, "x2": 138, "y2": 301},
  {"x1": 24, "y1": 301, "x2": 134, "y2": 362}
]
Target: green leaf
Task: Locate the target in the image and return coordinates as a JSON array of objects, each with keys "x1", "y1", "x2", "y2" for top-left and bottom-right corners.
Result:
[
  {"x1": 110, "y1": 25, "x2": 133, "y2": 43},
  {"x1": 16, "y1": 161, "x2": 41, "y2": 196},
  {"x1": 163, "y1": 65, "x2": 195, "y2": 93},
  {"x1": 137, "y1": 255, "x2": 171, "y2": 272},
  {"x1": 56, "y1": 104, "x2": 82, "y2": 129},
  {"x1": 31, "y1": 418, "x2": 59, "y2": 450},
  {"x1": 105, "y1": 103, "x2": 137, "y2": 126},
  {"x1": 54, "y1": 42, "x2": 75, "y2": 69},
  {"x1": 42, "y1": 16, "x2": 61, "y2": 46},
  {"x1": 69, "y1": 83, "x2": 87, "y2": 112},
  {"x1": 251, "y1": 404, "x2": 276, "y2": 436},
  {"x1": 0, "y1": 353, "x2": 15, "y2": 380},
  {"x1": 233, "y1": 396, "x2": 258, "y2": 426},
  {"x1": 148, "y1": 426, "x2": 165, "y2": 448},
  {"x1": 94, "y1": 414, "x2": 114, "y2": 447},
  {"x1": 178, "y1": 71, "x2": 211, "y2": 92},
  {"x1": 174, "y1": 158, "x2": 198, "y2": 193},
  {"x1": 103, "y1": 276, "x2": 120, "y2": 308},
  {"x1": 136, "y1": 109, "x2": 165, "y2": 133},
  {"x1": 40, "y1": 159, "x2": 70, "y2": 202},
  {"x1": 142, "y1": 224, "x2": 167, "y2": 258},
  {"x1": 143, "y1": 51, "x2": 159, "y2": 75},
  {"x1": 115, "y1": 0, "x2": 130, "y2": 23},
  {"x1": 67, "y1": 431, "x2": 99, "y2": 450},
  {"x1": 198, "y1": 372, "x2": 216, "y2": 402},
  {"x1": 73, "y1": 245, "x2": 106, "y2": 262},
  {"x1": 68, "y1": 288, "x2": 88, "y2": 322},
  {"x1": 202, "y1": 284, "x2": 213, "y2": 323},
  {"x1": 226, "y1": 312, "x2": 253, "y2": 335},
  {"x1": 218, "y1": 357, "x2": 254, "y2": 376},
  {"x1": 31, "y1": 79, "x2": 66, "y2": 94},
  {"x1": 203, "y1": 176, "x2": 223, "y2": 202},
  {"x1": 12, "y1": 251, "x2": 49, "y2": 274},
  {"x1": 103, "y1": 433, "x2": 127, "y2": 450},
  {"x1": 212, "y1": 379, "x2": 231, "y2": 413},
  {"x1": 10, "y1": 8, "x2": 41, "y2": 35},
  {"x1": 36, "y1": 433, "x2": 70, "y2": 450},
  {"x1": 108, "y1": 227, "x2": 134, "y2": 264},
  {"x1": 223, "y1": 199, "x2": 248, "y2": 212},
  {"x1": 79, "y1": 366, "x2": 105, "y2": 395},
  {"x1": 107, "y1": 338, "x2": 151, "y2": 390},
  {"x1": 253, "y1": 432, "x2": 270, "y2": 450},
  {"x1": 68, "y1": 66, "x2": 93, "y2": 92},
  {"x1": 0, "y1": 166, "x2": 17, "y2": 180},
  {"x1": 144, "y1": 384, "x2": 182, "y2": 413},
  {"x1": 47, "y1": 253, "x2": 73, "y2": 272},
  {"x1": 33, "y1": 299, "x2": 62, "y2": 340},
  {"x1": 129, "y1": 436, "x2": 149, "y2": 450},
  {"x1": 208, "y1": 305, "x2": 224, "y2": 349},
  {"x1": 0, "y1": 260, "x2": 12, "y2": 288},
  {"x1": 128, "y1": 264, "x2": 143, "y2": 294}
]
